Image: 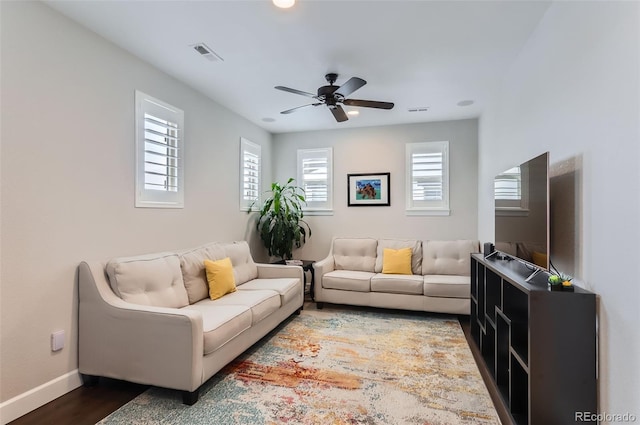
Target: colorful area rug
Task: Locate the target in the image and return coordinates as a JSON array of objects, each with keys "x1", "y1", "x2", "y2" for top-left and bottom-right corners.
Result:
[{"x1": 99, "y1": 307, "x2": 498, "y2": 424}]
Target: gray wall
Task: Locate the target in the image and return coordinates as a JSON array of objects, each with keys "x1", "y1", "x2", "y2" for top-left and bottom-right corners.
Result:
[
  {"x1": 0, "y1": 1, "x2": 271, "y2": 406},
  {"x1": 478, "y1": 1, "x2": 639, "y2": 416},
  {"x1": 3, "y1": 0, "x2": 638, "y2": 421},
  {"x1": 273, "y1": 119, "x2": 479, "y2": 261}
]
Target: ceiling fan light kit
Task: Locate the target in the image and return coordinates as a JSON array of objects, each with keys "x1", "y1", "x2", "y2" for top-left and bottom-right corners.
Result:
[{"x1": 275, "y1": 73, "x2": 394, "y2": 123}]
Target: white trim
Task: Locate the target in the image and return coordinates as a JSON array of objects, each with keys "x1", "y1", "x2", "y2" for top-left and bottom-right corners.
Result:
[
  {"x1": 406, "y1": 208, "x2": 451, "y2": 216},
  {"x1": 405, "y1": 141, "x2": 450, "y2": 212},
  {"x1": 0, "y1": 370, "x2": 82, "y2": 425},
  {"x1": 239, "y1": 137, "x2": 262, "y2": 211},
  {"x1": 135, "y1": 90, "x2": 185, "y2": 208},
  {"x1": 496, "y1": 207, "x2": 530, "y2": 217},
  {"x1": 297, "y1": 147, "x2": 333, "y2": 212},
  {"x1": 302, "y1": 209, "x2": 334, "y2": 216}
]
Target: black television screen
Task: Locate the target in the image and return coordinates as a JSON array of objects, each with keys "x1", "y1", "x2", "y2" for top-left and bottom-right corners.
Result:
[{"x1": 494, "y1": 152, "x2": 549, "y2": 270}]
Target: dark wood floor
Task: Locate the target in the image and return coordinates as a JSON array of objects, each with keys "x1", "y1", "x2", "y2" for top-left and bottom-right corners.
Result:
[
  {"x1": 8, "y1": 378, "x2": 148, "y2": 425},
  {"x1": 9, "y1": 310, "x2": 512, "y2": 425}
]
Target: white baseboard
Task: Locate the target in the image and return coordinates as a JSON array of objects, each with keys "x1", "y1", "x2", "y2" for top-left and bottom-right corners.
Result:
[{"x1": 0, "y1": 369, "x2": 82, "y2": 425}]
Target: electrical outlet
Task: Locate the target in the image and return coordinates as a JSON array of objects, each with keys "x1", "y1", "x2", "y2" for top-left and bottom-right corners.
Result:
[{"x1": 51, "y1": 330, "x2": 64, "y2": 352}]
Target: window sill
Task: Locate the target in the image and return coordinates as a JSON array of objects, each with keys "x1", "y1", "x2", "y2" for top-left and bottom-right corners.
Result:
[
  {"x1": 136, "y1": 200, "x2": 184, "y2": 209},
  {"x1": 303, "y1": 209, "x2": 334, "y2": 216},
  {"x1": 405, "y1": 208, "x2": 450, "y2": 216},
  {"x1": 496, "y1": 208, "x2": 529, "y2": 217}
]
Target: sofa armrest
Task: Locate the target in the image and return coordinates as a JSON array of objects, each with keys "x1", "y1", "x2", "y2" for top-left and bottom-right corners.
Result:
[
  {"x1": 313, "y1": 255, "x2": 335, "y2": 277},
  {"x1": 256, "y1": 263, "x2": 304, "y2": 283},
  {"x1": 78, "y1": 261, "x2": 204, "y2": 392}
]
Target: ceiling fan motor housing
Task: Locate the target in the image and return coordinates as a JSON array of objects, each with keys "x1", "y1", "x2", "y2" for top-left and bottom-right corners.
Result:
[{"x1": 318, "y1": 85, "x2": 340, "y2": 105}]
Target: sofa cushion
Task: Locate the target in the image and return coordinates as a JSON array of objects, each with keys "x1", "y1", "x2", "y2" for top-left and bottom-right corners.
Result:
[
  {"x1": 179, "y1": 242, "x2": 226, "y2": 304},
  {"x1": 209, "y1": 289, "x2": 280, "y2": 325},
  {"x1": 371, "y1": 273, "x2": 424, "y2": 295},
  {"x1": 182, "y1": 303, "x2": 251, "y2": 355},
  {"x1": 374, "y1": 239, "x2": 422, "y2": 274},
  {"x1": 322, "y1": 270, "x2": 373, "y2": 292},
  {"x1": 204, "y1": 258, "x2": 237, "y2": 300},
  {"x1": 106, "y1": 253, "x2": 189, "y2": 308},
  {"x1": 421, "y1": 240, "x2": 479, "y2": 276},
  {"x1": 333, "y1": 238, "x2": 377, "y2": 272},
  {"x1": 222, "y1": 241, "x2": 259, "y2": 285},
  {"x1": 423, "y1": 275, "x2": 470, "y2": 298},
  {"x1": 238, "y1": 278, "x2": 300, "y2": 306}
]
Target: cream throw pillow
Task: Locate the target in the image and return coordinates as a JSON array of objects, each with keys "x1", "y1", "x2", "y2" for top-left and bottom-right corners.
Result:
[
  {"x1": 382, "y1": 247, "x2": 413, "y2": 275},
  {"x1": 204, "y1": 257, "x2": 237, "y2": 300}
]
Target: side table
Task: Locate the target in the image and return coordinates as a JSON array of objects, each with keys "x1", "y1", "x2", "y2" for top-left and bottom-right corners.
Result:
[{"x1": 272, "y1": 259, "x2": 316, "y2": 301}]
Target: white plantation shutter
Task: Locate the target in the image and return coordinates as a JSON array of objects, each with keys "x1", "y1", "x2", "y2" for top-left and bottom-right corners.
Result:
[
  {"x1": 135, "y1": 91, "x2": 184, "y2": 208},
  {"x1": 495, "y1": 167, "x2": 521, "y2": 201},
  {"x1": 411, "y1": 151, "x2": 443, "y2": 201},
  {"x1": 495, "y1": 166, "x2": 529, "y2": 213},
  {"x1": 143, "y1": 115, "x2": 179, "y2": 191},
  {"x1": 240, "y1": 138, "x2": 261, "y2": 210},
  {"x1": 406, "y1": 141, "x2": 449, "y2": 215},
  {"x1": 297, "y1": 148, "x2": 333, "y2": 213}
]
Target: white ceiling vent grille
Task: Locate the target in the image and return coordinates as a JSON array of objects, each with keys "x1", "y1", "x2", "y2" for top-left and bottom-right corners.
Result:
[{"x1": 191, "y1": 43, "x2": 223, "y2": 62}]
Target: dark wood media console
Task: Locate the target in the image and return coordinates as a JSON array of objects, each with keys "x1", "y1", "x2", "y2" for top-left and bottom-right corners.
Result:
[{"x1": 470, "y1": 253, "x2": 597, "y2": 425}]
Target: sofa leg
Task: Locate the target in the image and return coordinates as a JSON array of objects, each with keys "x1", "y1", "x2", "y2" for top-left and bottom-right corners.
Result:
[
  {"x1": 294, "y1": 307, "x2": 302, "y2": 315},
  {"x1": 182, "y1": 389, "x2": 199, "y2": 405},
  {"x1": 81, "y1": 374, "x2": 99, "y2": 387},
  {"x1": 316, "y1": 302, "x2": 324, "y2": 310}
]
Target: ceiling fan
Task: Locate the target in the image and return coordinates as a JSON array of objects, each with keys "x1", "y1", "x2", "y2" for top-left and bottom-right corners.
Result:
[{"x1": 275, "y1": 73, "x2": 394, "y2": 122}]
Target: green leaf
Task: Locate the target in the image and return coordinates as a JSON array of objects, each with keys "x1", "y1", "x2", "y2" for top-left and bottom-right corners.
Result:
[{"x1": 250, "y1": 177, "x2": 312, "y2": 260}]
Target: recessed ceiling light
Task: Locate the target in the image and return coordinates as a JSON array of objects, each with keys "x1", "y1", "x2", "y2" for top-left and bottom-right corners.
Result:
[
  {"x1": 347, "y1": 110, "x2": 359, "y2": 116},
  {"x1": 262, "y1": 117, "x2": 276, "y2": 123},
  {"x1": 273, "y1": 0, "x2": 295, "y2": 8},
  {"x1": 457, "y1": 100, "x2": 474, "y2": 107}
]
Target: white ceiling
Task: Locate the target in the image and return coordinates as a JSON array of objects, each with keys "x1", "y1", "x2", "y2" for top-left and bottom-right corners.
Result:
[{"x1": 45, "y1": 0, "x2": 551, "y2": 134}]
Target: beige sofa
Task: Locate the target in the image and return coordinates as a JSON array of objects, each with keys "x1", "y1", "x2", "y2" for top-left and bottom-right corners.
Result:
[
  {"x1": 78, "y1": 241, "x2": 303, "y2": 405},
  {"x1": 314, "y1": 238, "x2": 479, "y2": 315}
]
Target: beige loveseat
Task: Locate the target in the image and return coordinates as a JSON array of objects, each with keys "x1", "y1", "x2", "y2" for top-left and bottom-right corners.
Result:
[
  {"x1": 78, "y1": 241, "x2": 303, "y2": 405},
  {"x1": 314, "y1": 238, "x2": 479, "y2": 315}
]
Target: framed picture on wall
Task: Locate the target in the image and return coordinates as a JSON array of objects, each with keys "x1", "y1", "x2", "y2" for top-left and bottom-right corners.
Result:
[{"x1": 347, "y1": 172, "x2": 390, "y2": 206}]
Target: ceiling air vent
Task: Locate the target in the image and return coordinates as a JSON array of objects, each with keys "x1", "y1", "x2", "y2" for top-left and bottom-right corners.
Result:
[
  {"x1": 191, "y1": 43, "x2": 223, "y2": 62},
  {"x1": 408, "y1": 107, "x2": 429, "y2": 112}
]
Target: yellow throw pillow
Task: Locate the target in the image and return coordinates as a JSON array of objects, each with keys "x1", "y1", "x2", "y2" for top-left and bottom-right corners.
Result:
[
  {"x1": 382, "y1": 247, "x2": 413, "y2": 275},
  {"x1": 532, "y1": 251, "x2": 548, "y2": 268},
  {"x1": 204, "y1": 257, "x2": 237, "y2": 300}
]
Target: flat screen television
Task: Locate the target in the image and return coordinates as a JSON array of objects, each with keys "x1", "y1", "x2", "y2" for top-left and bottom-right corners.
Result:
[{"x1": 493, "y1": 152, "x2": 550, "y2": 274}]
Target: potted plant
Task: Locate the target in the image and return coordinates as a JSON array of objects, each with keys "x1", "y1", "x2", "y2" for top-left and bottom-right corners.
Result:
[
  {"x1": 548, "y1": 272, "x2": 574, "y2": 291},
  {"x1": 248, "y1": 178, "x2": 311, "y2": 261}
]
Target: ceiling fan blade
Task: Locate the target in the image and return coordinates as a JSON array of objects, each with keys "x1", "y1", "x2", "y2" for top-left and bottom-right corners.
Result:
[
  {"x1": 275, "y1": 86, "x2": 317, "y2": 98},
  {"x1": 280, "y1": 103, "x2": 321, "y2": 114},
  {"x1": 330, "y1": 105, "x2": 348, "y2": 122},
  {"x1": 335, "y1": 77, "x2": 366, "y2": 98},
  {"x1": 343, "y1": 99, "x2": 395, "y2": 110}
]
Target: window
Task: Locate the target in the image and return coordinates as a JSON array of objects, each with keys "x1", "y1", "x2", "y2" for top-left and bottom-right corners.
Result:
[
  {"x1": 135, "y1": 91, "x2": 184, "y2": 208},
  {"x1": 405, "y1": 141, "x2": 449, "y2": 215},
  {"x1": 240, "y1": 138, "x2": 261, "y2": 211},
  {"x1": 495, "y1": 167, "x2": 521, "y2": 202},
  {"x1": 297, "y1": 148, "x2": 333, "y2": 214},
  {"x1": 495, "y1": 165, "x2": 529, "y2": 215}
]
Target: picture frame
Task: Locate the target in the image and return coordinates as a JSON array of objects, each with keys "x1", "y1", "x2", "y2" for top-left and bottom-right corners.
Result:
[{"x1": 347, "y1": 172, "x2": 390, "y2": 206}]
